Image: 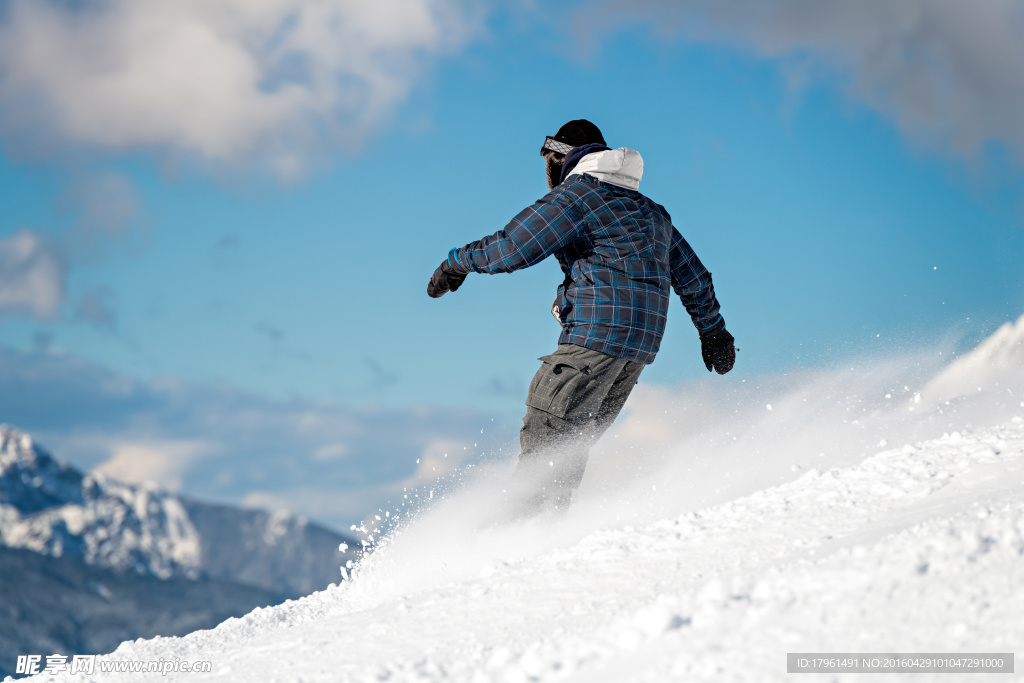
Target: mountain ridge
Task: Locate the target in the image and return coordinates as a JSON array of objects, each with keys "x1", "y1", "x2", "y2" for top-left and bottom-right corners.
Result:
[{"x1": 0, "y1": 424, "x2": 356, "y2": 595}]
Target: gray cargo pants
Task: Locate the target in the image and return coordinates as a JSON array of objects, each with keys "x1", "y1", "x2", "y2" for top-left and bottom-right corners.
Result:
[{"x1": 515, "y1": 343, "x2": 645, "y2": 509}]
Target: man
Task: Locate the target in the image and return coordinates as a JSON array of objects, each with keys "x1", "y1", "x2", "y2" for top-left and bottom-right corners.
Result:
[{"x1": 428, "y1": 119, "x2": 735, "y2": 511}]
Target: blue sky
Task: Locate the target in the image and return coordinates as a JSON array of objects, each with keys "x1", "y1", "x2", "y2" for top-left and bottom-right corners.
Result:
[{"x1": 2, "y1": 1, "x2": 1023, "y2": 529}]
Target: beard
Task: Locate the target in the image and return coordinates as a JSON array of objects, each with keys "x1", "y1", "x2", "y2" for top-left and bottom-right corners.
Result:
[{"x1": 546, "y1": 155, "x2": 564, "y2": 190}]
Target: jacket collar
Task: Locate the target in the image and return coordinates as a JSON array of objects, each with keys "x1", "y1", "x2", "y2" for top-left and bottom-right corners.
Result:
[
  {"x1": 558, "y1": 143, "x2": 610, "y2": 185},
  {"x1": 563, "y1": 147, "x2": 644, "y2": 191}
]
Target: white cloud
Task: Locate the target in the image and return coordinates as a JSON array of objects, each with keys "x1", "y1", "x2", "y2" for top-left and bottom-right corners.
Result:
[
  {"x1": 0, "y1": 169, "x2": 143, "y2": 330},
  {"x1": 0, "y1": 226, "x2": 127, "y2": 328},
  {"x1": 93, "y1": 438, "x2": 215, "y2": 490},
  {"x1": 586, "y1": 0, "x2": 1024, "y2": 164},
  {"x1": 0, "y1": 0, "x2": 487, "y2": 175},
  {"x1": 0, "y1": 229, "x2": 65, "y2": 319}
]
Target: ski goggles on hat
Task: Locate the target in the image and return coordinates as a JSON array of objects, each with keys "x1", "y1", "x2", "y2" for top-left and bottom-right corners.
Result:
[{"x1": 540, "y1": 136, "x2": 574, "y2": 156}]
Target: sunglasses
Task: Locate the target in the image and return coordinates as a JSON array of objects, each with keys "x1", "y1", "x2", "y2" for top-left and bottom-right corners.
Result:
[{"x1": 540, "y1": 136, "x2": 574, "y2": 156}]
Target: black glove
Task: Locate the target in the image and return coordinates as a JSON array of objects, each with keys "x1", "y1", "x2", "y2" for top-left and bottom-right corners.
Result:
[
  {"x1": 699, "y1": 320, "x2": 736, "y2": 375},
  {"x1": 427, "y1": 252, "x2": 469, "y2": 298}
]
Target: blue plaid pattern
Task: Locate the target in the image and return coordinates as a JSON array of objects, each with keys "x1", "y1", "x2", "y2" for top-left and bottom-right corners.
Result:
[{"x1": 451, "y1": 174, "x2": 723, "y2": 364}]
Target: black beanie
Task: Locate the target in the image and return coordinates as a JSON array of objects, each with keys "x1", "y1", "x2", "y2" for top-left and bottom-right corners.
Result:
[{"x1": 540, "y1": 119, "x2": 606, "y2": 155}]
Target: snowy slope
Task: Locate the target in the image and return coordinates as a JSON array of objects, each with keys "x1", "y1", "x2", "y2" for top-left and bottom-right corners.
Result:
[
  {"x1": 15, "y1": 316, "x2": 1024, "y2": 683},
  {"x1": 925, "y1": 313, "x2": 1024, "y2": 402}
]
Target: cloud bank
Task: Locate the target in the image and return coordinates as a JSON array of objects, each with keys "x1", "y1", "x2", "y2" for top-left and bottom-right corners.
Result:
[
  {"x1": 0, "y1": 0, "x2": 486, "y2": 175},
  {"x1": 587, "y1": 0, "x2": 1024, "y2": 164},
  {"x1": 0, "y1": 347, "x2": 515, "y2": 529}
]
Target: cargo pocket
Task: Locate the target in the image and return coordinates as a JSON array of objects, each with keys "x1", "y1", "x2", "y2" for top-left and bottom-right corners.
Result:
[{"x1": 525, "y1": 353, "x2": 592, "y2": 419}]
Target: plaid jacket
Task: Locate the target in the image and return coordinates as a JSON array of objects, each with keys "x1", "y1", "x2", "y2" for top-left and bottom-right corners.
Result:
[{"x1": 450, "y1": 169, "x2": 723, "y2": 365}]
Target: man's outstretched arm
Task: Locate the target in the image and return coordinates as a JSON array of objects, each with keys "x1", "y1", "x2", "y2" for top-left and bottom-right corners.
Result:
[
  {"x1": 427, "y1": 191, "x2": 583, "y2": 298},
  {"x1": 668, "y1": 226, "x2": 735, "y2": 374},
  {"x1": 668, "y1": 226, "x2": 721, "y2": 330}
]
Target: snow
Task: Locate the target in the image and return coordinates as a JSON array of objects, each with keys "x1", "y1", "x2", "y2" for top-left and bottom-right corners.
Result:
[{"x1": 15, "y1": 314, "x2": 1024, "y2": 682}]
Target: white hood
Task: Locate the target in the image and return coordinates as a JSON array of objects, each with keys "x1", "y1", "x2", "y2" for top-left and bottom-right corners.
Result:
[{"x1": 567, "y1": 147, "x2": 644, "y2": 190}]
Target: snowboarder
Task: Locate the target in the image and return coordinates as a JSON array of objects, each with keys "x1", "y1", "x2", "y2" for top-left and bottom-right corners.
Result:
[{"x1": 428, "y1": 119, "x2": 735, "y2": 511}]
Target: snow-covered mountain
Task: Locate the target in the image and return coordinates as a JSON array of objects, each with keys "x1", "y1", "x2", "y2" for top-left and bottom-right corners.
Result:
[
  {"x1": 0, "y1": 425, "x2": 360, "y2": 680},
  {"x1": 1, "y1": 427, "x2": 202, "y2": 579},
  {"x1": 0, "y1": 425, "x2": 356, "y2": 595},
  {"x1": 14, "y1": 316, "x2": 1024, "y2": 682}
]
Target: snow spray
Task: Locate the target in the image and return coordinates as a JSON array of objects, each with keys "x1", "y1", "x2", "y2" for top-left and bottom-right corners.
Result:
[{"x1": 338, "y1": 316, "x2": 1024, "y2": 613}]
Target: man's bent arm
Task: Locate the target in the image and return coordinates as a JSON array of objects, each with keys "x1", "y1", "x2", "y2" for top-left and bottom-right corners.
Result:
[
  {"x1": 451, "y1": 191, "x2": 583, "y2": 274},
  {"x1": 668, "y1": 226, "x2": 723, "y2": 332}
]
